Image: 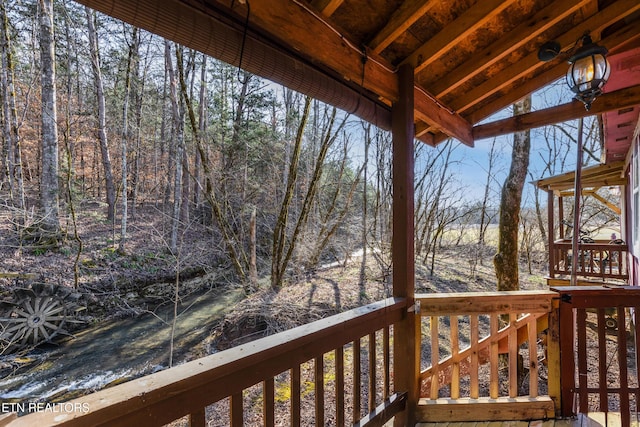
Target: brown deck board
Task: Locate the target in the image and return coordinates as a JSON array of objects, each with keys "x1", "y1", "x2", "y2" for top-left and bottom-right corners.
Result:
[{"x1": 409, "y1": 412, "x2": 639, "y2": 426}]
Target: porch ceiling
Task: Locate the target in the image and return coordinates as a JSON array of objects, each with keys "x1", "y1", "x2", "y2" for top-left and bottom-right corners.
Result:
[
  {"x1": 535, "y1": 161, "x2": 626, "y2": 193},
  {"x1": 73, "y1": 0, "x2": 640, "y2": 148},
  {"x1": 602, "y1": 45, "x2": 640, "y2": 164}
]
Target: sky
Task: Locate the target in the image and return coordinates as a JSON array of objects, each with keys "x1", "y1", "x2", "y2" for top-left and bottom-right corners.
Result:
[{"x1": 442, "y1": 79, "x2": 593, "y2": 206}]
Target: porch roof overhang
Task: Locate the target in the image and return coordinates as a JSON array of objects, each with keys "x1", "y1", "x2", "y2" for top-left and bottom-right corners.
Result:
[
  {"x1": 535, "y1": 161, "x2": 626, "y2": 194},
  {"x1": 72, "y1": 0, "x2": 640, "y2": 148}
]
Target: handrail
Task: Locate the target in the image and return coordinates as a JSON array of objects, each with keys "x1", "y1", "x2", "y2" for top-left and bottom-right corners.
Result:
[
  {"x1": 551, "y1": 240, "x2": 628, "y2": 280},
  {"x1": 7, "y1": 298, "x2": 407, "y2": 426},
  {"x1": 415, "y1": 291, "x2": 558, "y2": 422},
  {"x1": 553, "y1": 286, "x2": 640, "y2": 426}
]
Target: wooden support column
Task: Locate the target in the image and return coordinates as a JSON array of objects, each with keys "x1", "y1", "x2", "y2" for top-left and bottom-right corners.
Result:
[
  {"x1": 547, "y1": 190, "x2": 555, "y2": 278},
  {"x1": 392, "y1": 63, "x2": 417, "y2": 427},
  {"x1": 558, "y1": 196, "x2": 564, "y2": 235},
  {"x1": 558, "y1": 295, "x2": 575, "y2": 417}
]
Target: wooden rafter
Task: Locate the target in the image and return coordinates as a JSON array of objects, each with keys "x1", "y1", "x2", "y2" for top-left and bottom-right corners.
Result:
[
  {"x1": 466, "y1": 21, "x2": 640, "y2": 127},
  {"x1": 402, "y1": 0, "x2": 515, "y2": 75},
  {"x1": 536, "y1": 161, "x2": 626, "y2": 192},
  {"x1": 584, "y1": 189, "x2": 621, "y2": 215},
  {"x1": 415, "y1": 88, "x2": 473, "y2": 146},
  {"x1": 311, "y1": 0, "x2": 344, "y2": 17},
  {"x1": 450, "y1": 0, "x2": 640, "y2": 115},
  {"x1": 473, "y1": 85, "x2": 640, "y2": 141},
  {"x1": 369, "y1": 0, "x2": 439, "y2": 55},
  {"x1": 223, "y1": 0, "x2": 473, "y2": 145},
  {"x1": 430, "y1": 0, "x2": 590, "y2": 98},
  {"x1": 75, "y1": 0, "x2": 640, "y2": 151}
]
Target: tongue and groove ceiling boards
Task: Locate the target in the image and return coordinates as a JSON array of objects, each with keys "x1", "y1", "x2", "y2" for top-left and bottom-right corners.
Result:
[{"x1": 75, "y1": 0, "x2": 640, "y2": 151}]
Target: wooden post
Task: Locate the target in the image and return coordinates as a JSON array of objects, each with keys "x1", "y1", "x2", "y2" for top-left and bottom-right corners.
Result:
[
  {"x1": 546, "y1": 298, "x2": 562, "y2": 415},
  {"x1": 558, "y1": 196, "x2": 564, "y2": 237},
  {"x1": 548, "y1": 190, "x2": 555, "y2": 278},
  {"x1": 392, "y1": 63, "x2": 417, "y2": 427},
  {"x1": 558, "y1": 294, "x2": 575, "y2": 418},
  {"x1": 570, "y1": 118, "x2": 584, "y2": 287}
]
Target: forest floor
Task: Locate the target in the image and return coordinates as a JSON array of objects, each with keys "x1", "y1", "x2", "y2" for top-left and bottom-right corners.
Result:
[
  {"x1": 0, "y1": 199, "x2": 560, "y2": 423},
  {"x1": 0, "y1": 199, "x2": 550, "y2": 351}
]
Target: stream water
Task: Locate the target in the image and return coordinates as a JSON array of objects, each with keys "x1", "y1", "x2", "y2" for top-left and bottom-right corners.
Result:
[{"x1": 0, "y1": 284, "x2": 244, "y2": 404}]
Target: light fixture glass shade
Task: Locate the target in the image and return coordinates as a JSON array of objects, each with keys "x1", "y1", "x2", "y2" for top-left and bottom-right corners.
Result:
[{"x1": 566, "y1": 36, "x2": 610, "y2": 110}]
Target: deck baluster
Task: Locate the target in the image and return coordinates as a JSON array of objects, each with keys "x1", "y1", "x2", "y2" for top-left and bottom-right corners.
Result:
[
  {"x1": 353, "y1": 338, "x2": 361, "y2": 421},
  {"x1": 263, "y1": 378, "x2": 274, "y2": 427},
  {"x1": 368, "y1": 332, "x2": 376, "y2": 411},
  {"x1": 231, "y1": 392, "x2": 243, "y2": 426},
  {"x1": 315, "y1": 356, "x2": 324, "y2": 426},
  {"x1": 291, "y1": 365, "x2": 301, "y2": 427},
  {"x1": 470, "y1": 314, "x2": 479, "y2": 399},
  {"x1": 490, "y1": 313, "x2": 499, "y2": 399},
  {"x1": 527, "y1": 317, "x2": 538, "y2": 398},
  {"x1": 430, "y1": 315, "x2": 440, "y2": 399},
  {"x1": 450, "y1": 315, "x2": 460, "y2": 399},
  {"x1": 597, "y1": 309, "x2": 608, "y2": 412},
  {"x1": 336, "y1": 346, "x2": 345, "y2": 427}
]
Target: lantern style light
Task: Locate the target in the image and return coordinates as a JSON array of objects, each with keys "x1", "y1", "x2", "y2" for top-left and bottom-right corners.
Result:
[{"x1": 566, "y1": 34, "x2": 610, "y2": 110}]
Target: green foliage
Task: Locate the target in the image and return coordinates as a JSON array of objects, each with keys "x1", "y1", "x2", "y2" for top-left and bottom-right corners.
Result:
[{"x1": 31, "y1": 247, "x2": 48, "y2": 256}]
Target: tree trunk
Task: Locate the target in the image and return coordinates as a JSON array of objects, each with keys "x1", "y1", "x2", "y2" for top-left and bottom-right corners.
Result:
[
  {"x1": 38, "y1": 0, "x2": 60, "y2": 234},
  {"x1": 176, "y1": 49, "x2": 247, "y2": 283},
  {"x1": 194, "y1": 54, "x2": 207, "y2": 209},
  {"x1": 271, "y1": 96, "x2": 312, "y2": 289},
  {"x1": 130, "y1": 39, "x2": 145, "y2": 219},
  {"x1": 1, "y1": 0, "x2": 24, "y2": 210},
  {"x1": 166, "y1": 41, "x2": 184, "y2": 254},
  {"x1": 493, "y1": 96, "x2": 532, "y2": 291},
  {"x1": 249, "y1": 207, "x2": 258, "y2": 289},
  {"x1": 360, "y1": 122, "x2": 371, "y2": 288},
  {"x1": 118, "y1": 26, "x2": 138, "y2": 253},
  {"x1": 85, "y1": 7, "x2": 116, "y2": 221}
]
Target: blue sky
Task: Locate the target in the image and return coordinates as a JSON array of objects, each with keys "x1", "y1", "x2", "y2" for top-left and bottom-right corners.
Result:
[{"x1": 444, "y1": 79, "x2": 595, "y2": 206}]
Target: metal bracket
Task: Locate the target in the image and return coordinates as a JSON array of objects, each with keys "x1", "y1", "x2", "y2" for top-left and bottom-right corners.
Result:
[{"x1": 407, "y1": 301, "x2": 420, "y2": 315}]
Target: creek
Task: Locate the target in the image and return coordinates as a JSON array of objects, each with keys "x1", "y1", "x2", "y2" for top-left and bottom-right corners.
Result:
[{"x1": 0, "y1": 284, "x2": 244, "y2": 404}]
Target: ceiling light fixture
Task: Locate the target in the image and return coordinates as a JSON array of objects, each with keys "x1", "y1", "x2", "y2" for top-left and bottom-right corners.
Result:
[{"x1": 566, "y1": 34, "x2": 610, "y2": 111}]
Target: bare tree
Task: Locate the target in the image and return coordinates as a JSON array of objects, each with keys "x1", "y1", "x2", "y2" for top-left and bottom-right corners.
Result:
[
  {"x1": 305, "y1": 132, "x2": 363, "y2": 270},
  {"x1": 166, "y1": 41, "x2": 186, "y2": 254},
  {"x1": 271, "y1": 96, "x2": 311, "y2": 289},
  {"x1": 85, "y1": 7, "x2": 116, "y2": 221},
  {"x1": 0, "y1": 0, "x2": 24, "y2": 211},
  {"x1": 494, "y1": 95, "x2": 532, "y2": 291},
  {"x1": 38, "y1": 0, "x2": 60, "y2": 236},
  {"x1": 118, "y1": 26, "x2": 138, "y2": 253},
  {"x1": 360, "y1": 121, "x2": 372, "y2": 288}
]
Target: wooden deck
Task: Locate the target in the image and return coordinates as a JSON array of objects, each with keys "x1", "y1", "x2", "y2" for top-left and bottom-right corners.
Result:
[{"x1": 415, "y1": 413, "x2": 639, "y2": 426}]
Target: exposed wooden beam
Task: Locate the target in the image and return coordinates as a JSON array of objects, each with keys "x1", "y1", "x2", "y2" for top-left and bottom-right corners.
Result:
[
  {"x1": 473, "y1": 84, "x2": 640, "y2": 141},
  {"x1": 450, "y1": 0, "x2": 640, "y2": 115},
  {"x1": 467, "y1": 21, "x2": 640, "y2": 126},
  {"x1": 415, "y1": 121, "x2": 431, "y2": 138},
  {"x1": 402, "y1": 0, "x2": 514, "y2": 74},
  {"x1": 369, "y1": 0, "x2": 439, "y2": 54},
  {"x1": 584, "y1": 190, "x2": 621, "y2": 215},
  {"x1": 415, "y1": 88, "x2": 473, "y2": 146},
  {"x1": 392, "y1": 63, "x2": 417, "y2": 427},
  {"x1": 536, "y1": 161, "x2": 626, "y2": 191},
  {"x1": 430, "y1": 0, "x2": 590, "y2": 98},
  {"x1": 311, "y1": 0, "x2": 344, "y2": 17},
  {"x1": 217, "y1": 0, "x2": 473, "y2": 145}
]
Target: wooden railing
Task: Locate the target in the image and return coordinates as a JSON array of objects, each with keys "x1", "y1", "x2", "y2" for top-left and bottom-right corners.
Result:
[
  {"x1": 5, "y1": 298, "x2": 407, "y2": 427},
  {"x1": 9, "y1": 288, "x2": 638, "y2": 426},
  {"x1": 415, "y1": 291, "x2": 559, "y2": 423},
  {"x1": 551, "y1": 240, "x2": 628, "y2": 281},
  {"x1": 555, "y1": 286, "x2": 640, "y2": 426}
]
